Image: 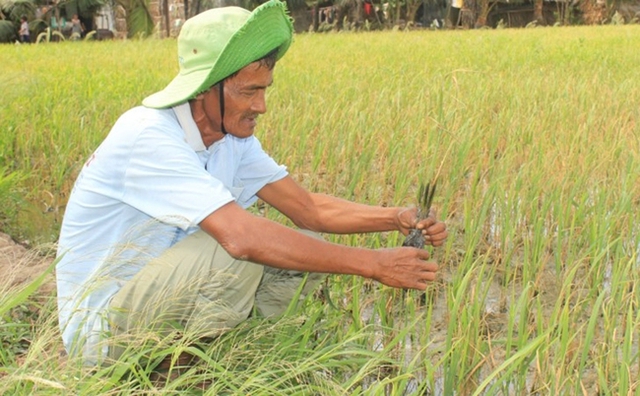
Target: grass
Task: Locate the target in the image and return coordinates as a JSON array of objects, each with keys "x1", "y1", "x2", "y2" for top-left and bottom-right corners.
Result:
[{"x1": 1, "y1": 24, "x2": 640, "y2": 394}]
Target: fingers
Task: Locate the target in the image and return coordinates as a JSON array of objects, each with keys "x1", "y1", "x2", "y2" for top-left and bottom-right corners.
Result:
[
  {"x1": 396, "y1": 207, "x2": 419, "y2": 233},
  {"x1": 423, "y1": 220, "x2": 446, "y2": 233},
  {"x1": 375, "y1": 248, "x2": 439, "y2": 290},
  {"x1": 406, "y1": 260, "x2": 438, "y2": 290},
  {"x1": 424, "y1": 224, "x2": 448, "y2": 246},
  {"x1": 415, "y1": 217, "x2": 448, "y2": 247},
  {"x1": 418, "y1": 260, "x2": 438, "y2": 279},
  {"x1": 425, "y1": 232, "x2": 448, "y2": 246},
  {"x1": 415, "y1": 208, "x2": 440, "y2": 230},
  {"x1": 414, "y1": 247, "x2": 431, "y2": 260},
  {"x1": 416, "y1": 217, "x2": 436, "y2": 230}
]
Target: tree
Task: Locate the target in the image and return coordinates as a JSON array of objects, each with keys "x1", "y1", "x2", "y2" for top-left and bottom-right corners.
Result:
[
  {"x1": 0, "y1": 19, "x2": 17, "y2": 42},
  {"x1": 459, "y1": 0, "x2": 475, "y2": 27},
  {"x1": 533, "y1": 0, "x2": 543, "y2": 23},
  {"x1": 475, "y1": 0, "x2": 496, "y2": 27},
  {"x1": 1, "y1": 0, "x2": 35, "y2": 22},
  {"x1": 115, "y1": 0, "x2": 153, "y2": 37},
  {"x1": 406, "y1": 0, "x2": 423, "y2": 25}
]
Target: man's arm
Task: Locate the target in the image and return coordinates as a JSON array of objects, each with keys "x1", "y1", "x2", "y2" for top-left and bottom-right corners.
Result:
[
  {"x1": 199, "y1": 202, "x2": 438, "y2": 290},
  {"x1": 257, "y1": 176, "x2": 447, "y2": 245}
]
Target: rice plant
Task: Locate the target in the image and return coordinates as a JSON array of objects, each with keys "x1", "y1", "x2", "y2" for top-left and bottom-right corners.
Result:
[{"x1": 1, "y1": 25, "x2": 639, "y2": 394}]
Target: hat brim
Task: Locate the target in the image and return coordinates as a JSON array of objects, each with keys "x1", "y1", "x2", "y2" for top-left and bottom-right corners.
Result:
[
  {"x1": 142, "y1": 69, "x2": 210, "y2": 109},
  {"x1": 143, "y1": 0, "x2": 292, "y2": 109}
]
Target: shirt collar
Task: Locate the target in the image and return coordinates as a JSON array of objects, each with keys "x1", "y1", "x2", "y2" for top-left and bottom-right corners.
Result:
[{"x1": 172, "y1": 102, "x2": 206, "y2": 152}]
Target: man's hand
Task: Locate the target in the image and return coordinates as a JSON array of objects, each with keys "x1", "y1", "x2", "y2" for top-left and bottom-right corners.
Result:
[
  {"x1": 396, "y1": 208, "x2": 448, "y2": 247},
  {"x1": 371, "y1": 248, "x2": 438, "y2": 290}
]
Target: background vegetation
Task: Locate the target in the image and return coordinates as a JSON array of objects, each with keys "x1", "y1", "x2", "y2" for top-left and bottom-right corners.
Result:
[
  {"x1": 1, "y1": 0, "x2": 639, "y2": 44},
  {"x1": 1, "y1": 25, "x2": 639, "y2": 394}
]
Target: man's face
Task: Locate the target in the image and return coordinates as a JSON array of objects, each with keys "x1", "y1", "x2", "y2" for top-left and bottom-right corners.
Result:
[{"x1": 194, "y1": 62, "x2": 274, "y2": 143}]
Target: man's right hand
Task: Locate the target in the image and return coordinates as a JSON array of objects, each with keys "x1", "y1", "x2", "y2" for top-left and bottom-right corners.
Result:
[{"x1": 371, "y1": 248, "x2": 438, "y2": 290}]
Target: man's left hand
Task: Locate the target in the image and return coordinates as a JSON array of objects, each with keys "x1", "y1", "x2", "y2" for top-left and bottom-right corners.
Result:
[{"x1": 396, "y1": 208, "x2": 448, "y2": 247}]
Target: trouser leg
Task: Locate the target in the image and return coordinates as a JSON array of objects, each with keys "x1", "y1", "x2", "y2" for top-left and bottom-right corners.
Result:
[
  {"x1": 108, "y1": 230, "x2": 263, "y2": 360},
  {"x1": 108, "y1": 229, "x2": 326, "y2": 360}
]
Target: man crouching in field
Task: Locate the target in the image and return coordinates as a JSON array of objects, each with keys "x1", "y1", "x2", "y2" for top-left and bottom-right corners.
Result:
[{"x1": 55, "y1": 0, "x2": 448, "y2": 366}]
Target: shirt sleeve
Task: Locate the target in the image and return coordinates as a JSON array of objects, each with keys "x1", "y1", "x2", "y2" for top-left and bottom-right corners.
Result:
[{"x1": 233, "y1": 137, "x2": 288, "y2": 208}]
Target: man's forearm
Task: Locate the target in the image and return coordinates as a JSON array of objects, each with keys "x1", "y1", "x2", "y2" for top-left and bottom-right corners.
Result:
[
  {"x1": 200, "y1": 202, "x2": 437, "y2": 290},
  {"x1": 307, "y1": 193, "x2": 403, "y2": 234},
  {"x1": 200, "y1": 204, "x2": 377, "y2": 277}
]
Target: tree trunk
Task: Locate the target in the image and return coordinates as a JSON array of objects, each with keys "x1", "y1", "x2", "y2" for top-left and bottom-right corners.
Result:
[
  {"x1": 163, "y1": 0, "x2": 169, "y2": 37},
  {"x1": 406, "y1": 0, "x2": 421, "y2": 25},
  {"x1": 355, "y1": 0, "x2": 364, "y2": 26},
  {"x1": 312, "y1": 3, "x2": 318, "y2": 31},
  {"x1": 533, "y1": 0, "x2": 544, "y2": 24},
  {"x1": 460, "y1": 0, "x2": 475, "y2": 28},
  {"x1": 54, "y1": 6, "x2": 61, "y2": 32},
  {"x1": 475, "y1": 0, "x2": 489, "y2": 27},
  {"x1": 333, "y1": 6, "x2": 344, "y2": 30}
]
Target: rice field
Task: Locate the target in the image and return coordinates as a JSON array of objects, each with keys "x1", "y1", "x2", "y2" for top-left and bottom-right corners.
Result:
[{"x1": 1, "y1": 24, "x2": 639, "y2": 394}]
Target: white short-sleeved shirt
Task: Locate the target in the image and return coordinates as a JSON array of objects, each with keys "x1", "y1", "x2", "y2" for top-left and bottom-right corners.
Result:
[{"x1": 56, "y1": 103, "x2": 287, "y2": 364}]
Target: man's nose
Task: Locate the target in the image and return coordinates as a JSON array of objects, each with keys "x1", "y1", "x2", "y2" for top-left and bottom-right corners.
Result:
[{"x1": 252, "y1": 91, "x2": 267, "y2": 114}]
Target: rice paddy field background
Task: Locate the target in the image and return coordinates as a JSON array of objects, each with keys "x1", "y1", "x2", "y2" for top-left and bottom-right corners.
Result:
[{"x1": 1, "y1": 25, "x2": 639, "y2": 394}]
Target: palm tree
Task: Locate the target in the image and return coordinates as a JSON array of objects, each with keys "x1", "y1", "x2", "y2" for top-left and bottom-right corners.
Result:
[{"x1": 1, "y1": 0, "x2": 35, "y2": 22}]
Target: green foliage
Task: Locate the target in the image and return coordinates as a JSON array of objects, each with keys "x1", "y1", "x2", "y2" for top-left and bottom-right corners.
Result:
[
  {"x1": 0, "y1": 260, "x2": 56, "y2": 319},
  {"x1": 63, "y1": 0, "x2": 106, "y2": 17},
  {"x1": 0, "y1": 0, "x2": 105, "y2": 44},
  {"x1": 1, "y1": 0, "x2": 36, "y2": 22},
  {"x1": 0, "y1": 0, "x2": 36, "y2": 43},
  {"x1": 117, "y1": 0, "x2": 154, "y2": 38},
  {"x1": 1, "y1": 27, "x2": 640, "y2": 394},
  {"x1": 0, "y1": 258, "x2": 56, "y2": 367},
  {"x1": 0, "y1": 168, "x2": 23, "y2": 235},
  {"x1": 0, "y1": 19, "x2": 16, "y2": 42}
]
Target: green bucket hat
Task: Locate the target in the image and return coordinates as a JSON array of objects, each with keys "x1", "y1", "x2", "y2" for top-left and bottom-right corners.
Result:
[{"x1": 143, "y1": 0, "x2": 293, "y2": 109}]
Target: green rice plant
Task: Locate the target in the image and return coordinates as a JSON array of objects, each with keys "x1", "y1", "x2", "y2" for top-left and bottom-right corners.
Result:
[
  {"x1": 1, "y1": 25, "x2": 640, "y2": 394},
  {"x1": 472, "y1": 328, "x2": 550, "y2": 396},
  {"x1": 0, "y1": 258, "x2": 56, "y2": 368},
  {"x1": 0, "y1": 167, "x2": 23, "y2": 237}
]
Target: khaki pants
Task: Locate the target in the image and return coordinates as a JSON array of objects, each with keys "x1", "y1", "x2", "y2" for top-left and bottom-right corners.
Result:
[{"x1": 108, "y1": 229, "x2": 325, "y2": 360}]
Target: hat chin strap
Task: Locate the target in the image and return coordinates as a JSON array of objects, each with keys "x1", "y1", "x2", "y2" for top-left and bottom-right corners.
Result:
[{"x1": 219, "y1": 80, "x2": 228, "y2": 135}]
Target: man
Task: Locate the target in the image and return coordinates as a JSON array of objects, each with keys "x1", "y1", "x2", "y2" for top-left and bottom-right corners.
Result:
[{"x1": 56, "y1": 0, "x2": 448, "y2": 365}]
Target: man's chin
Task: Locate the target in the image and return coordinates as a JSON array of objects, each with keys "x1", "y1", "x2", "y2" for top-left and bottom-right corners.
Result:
[{"x1": 227, "y1": 129, "x2": 255, "y2": 139}]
